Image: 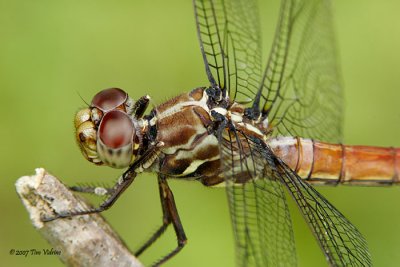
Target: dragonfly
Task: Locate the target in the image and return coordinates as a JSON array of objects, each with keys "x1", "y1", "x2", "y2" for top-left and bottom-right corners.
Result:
[{"x1": 42, "y1": 0, "x2": 400, "y2": 266}]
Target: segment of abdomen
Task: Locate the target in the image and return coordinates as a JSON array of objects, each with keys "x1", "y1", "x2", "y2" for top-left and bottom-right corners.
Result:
[{"x1": 268, "y1": 137, "x2": 400, "y2": 185}]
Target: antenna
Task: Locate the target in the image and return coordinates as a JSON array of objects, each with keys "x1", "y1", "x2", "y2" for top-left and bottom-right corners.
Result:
[{"x1": 76, "y1": 91, "x2": 90, "y2": 106}]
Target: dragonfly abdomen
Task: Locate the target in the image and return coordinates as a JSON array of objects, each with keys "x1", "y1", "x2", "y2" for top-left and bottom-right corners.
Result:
[{"x1": 268, "y1": 137, "x2": 400, "y2": 185}]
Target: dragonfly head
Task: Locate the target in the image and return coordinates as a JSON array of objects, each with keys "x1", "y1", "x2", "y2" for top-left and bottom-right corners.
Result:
[{"x1": 74, "y1": 88, "x2": 142, "y2": 168}]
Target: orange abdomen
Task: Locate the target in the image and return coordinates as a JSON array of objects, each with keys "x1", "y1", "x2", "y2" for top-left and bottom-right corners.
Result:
[{"x1": 268, "y1": 137, "x2": 400, "y2": 185}]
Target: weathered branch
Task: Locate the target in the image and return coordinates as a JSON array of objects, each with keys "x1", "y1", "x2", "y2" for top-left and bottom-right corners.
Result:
[{"x1": 15, "y1": 168, "x2": 143, "y2": 267}]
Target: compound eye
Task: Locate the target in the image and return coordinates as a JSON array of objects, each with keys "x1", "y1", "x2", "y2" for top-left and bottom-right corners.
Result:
[
  {"x1": 99, "y1": 110, "x2": 134, "y2": 149},
  {"x1": 91, "y1": 88, "x2": 127, "y2": 112}
]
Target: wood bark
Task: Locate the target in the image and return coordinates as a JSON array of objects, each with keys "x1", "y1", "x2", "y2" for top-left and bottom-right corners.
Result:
[{"x1": 15, "y1": 168, "x2": 143, "y2": 267}]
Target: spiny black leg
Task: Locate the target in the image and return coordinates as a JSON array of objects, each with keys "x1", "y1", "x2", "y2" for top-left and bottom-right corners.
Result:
[
  {"x1": 151, "y1": 174, "x2": 187, "y2": 267},
  {"x1": 41, "y1": 144, "x2": 159, "y2": 222},
  {"x1": 69, "y1": 185, "x2": 113, "y2": 196},
  {"x1": 135, "y1": 223, "x2": 169, "y2": 257},
  {"x1": 41, "y1": 167, "x2": 137, "y2": 222},
  {"x1": 132, "y1": 95, "x2": 150, "y2": 118}
]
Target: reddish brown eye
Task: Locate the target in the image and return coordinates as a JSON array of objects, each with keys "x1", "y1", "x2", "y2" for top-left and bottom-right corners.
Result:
[
  {"x1": 99, "y1": 110, "x2": 134, "y2": 149},
  {"x1": 91, "y1": 88, "x2": 127, "y2": 112}
]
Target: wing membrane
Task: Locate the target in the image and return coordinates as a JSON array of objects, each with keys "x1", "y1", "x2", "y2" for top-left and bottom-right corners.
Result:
[
  {"x1": 193, "y1": 0, "x2": 263, "y2": 102},
  {"x1": 276, "y1": 158, "x2": 372, "y2": 266},
  {"x1": 219, "y1": 124, "x2": 371, "y2": 266},
  {"x1": 258, "y1": 0, "x2": 343, "y2": 142},
  {"x1": 194, "y1": 0, "x2": 364, "y2": 265},
  {"x1": 219, "y1": 125, "x2": 297, "y2": 266},
  {"x1": 194, "y1": 0, "x2": 343, "y2": 143}
]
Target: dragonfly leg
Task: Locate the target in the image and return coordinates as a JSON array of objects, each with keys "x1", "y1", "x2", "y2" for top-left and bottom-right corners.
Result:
[
  {"x1": 69, "y1": 185, "x2": 113, "y2": 196},
  {"x1": 41, "y1": 144, "x2": 161, "y2": 222},
  {"x1": 41, "y1": 168, "x2": 137, "y2": 222},
  {"x1": 131, "y1": 95, "x2": 150, "y2": 118},
  {"x1": 142, "y1": 174, "x2": 187, "y2": 267}
]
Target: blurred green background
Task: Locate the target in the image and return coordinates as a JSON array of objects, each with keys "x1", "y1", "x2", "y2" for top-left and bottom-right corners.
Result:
[{"x1": 1, "y1": 0, "x2": 399, "y2": 266}]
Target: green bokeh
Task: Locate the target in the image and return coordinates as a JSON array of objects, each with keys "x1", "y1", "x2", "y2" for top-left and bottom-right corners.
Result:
[{"x1": 1, "y1": 1, "x2": 399, "y2": 266}]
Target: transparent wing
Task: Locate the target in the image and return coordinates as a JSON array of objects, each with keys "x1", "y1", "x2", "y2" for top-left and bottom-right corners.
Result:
[
  {"x1": 193, "y1": 0, "x2": 343, "y2": 143},
  {"x1": 193, "y1": 0, "x2": 263, "y2": 103},
  {"x1": 219, "y1": 126, "x2": 297, "y2": 266},
  {"x1": 258, "y1": 0, "x2": 343, "y2": 142},
  {"x1": 276, "y1": 159, "x2": 372, "y2": 266},
  {"x1": 219, "y1": 125, "x2": 371, "y2": 266}
]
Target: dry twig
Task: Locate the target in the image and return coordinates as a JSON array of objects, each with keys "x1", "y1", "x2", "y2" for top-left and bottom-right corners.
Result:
[{"x1": 15, "y1": 168, "x2": 143, "y2": 267}]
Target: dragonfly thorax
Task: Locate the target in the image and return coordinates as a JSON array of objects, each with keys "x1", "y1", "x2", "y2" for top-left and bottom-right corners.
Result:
[{"x1": 138, "y1": 87, "x2": 273, "y2": 186}]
